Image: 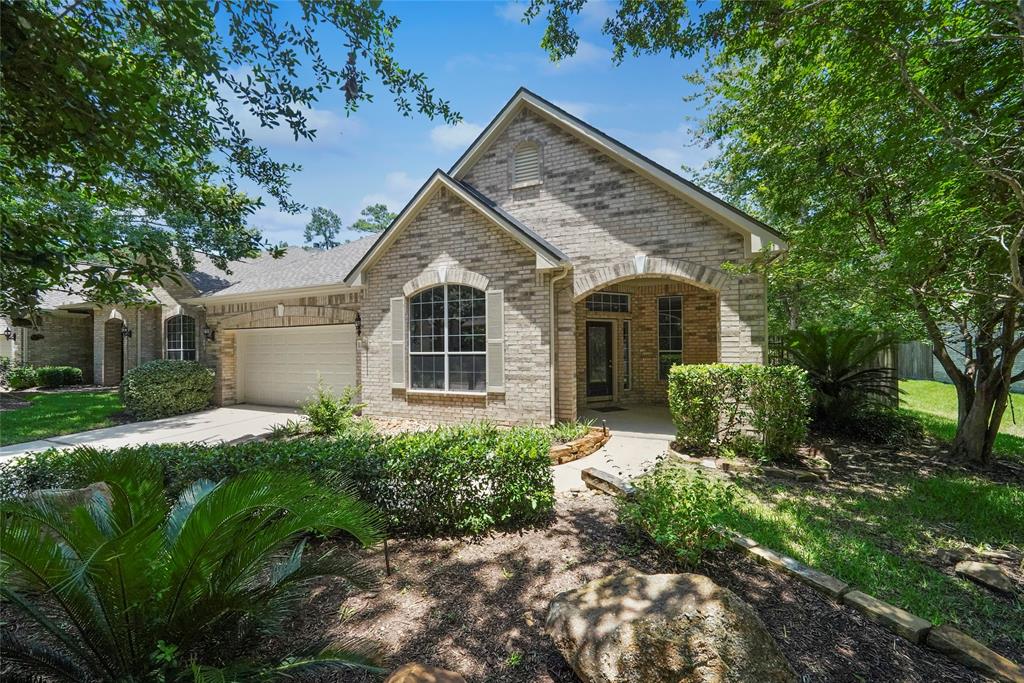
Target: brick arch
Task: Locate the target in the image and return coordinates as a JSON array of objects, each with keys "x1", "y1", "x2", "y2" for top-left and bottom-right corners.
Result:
[
  {"x1": 402, "y1": 266, "x2": 490, "y2": 297},
  {"x1": 216, "y1": 305, "x2": 357, "y2": 330},
  {"x1": 573, "y1": 254, "x2": 729, "y2": 301}
]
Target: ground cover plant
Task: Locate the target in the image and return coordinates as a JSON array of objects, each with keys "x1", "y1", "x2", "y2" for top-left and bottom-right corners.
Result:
[
  {"x1": 0, "y1": 448, "x2": 384, "y2": 681},
  {"x1": 902, "y1": 379, "x2": 1024, "y2": 463},
  {"x1": 0, "y1": 390, "x2": 124, "y2": 446},
  {"x1": 547, "y1": 418, "x2": 595, "y2": 444},
  {"x1": 120, "y1": 359, "x2": 214, "y2": 420},
  {"x1": 1, "y1": 423, "x2": 555, "y2": 537}
]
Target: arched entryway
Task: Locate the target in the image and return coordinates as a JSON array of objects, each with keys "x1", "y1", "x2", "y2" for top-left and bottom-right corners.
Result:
[{"x1": 103, "y1": 318, "x2": 124, "y2": 385}]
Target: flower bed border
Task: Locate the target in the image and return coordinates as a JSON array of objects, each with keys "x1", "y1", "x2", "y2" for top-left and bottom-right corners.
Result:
[
  {"x1": 667, "y1": 442, "x2": 831, "y2": 482},
  {"x1": 550, "y1": 426, "x2": 610, "y2": 465},
  {"x1": 580, "y1": 467, "x2": 1024, "y2": 683}
]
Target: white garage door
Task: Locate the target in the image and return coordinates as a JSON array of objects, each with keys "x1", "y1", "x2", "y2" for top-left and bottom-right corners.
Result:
[{"x1": 236, "y1": 325, "x2": 356, "y2": 407}]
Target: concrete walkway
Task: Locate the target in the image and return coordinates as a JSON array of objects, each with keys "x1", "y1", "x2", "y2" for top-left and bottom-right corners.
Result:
[
  {"x1": 0, "y1": 405, "x2": 298, "y2": 461},
  {"x1": 553, "y1": 405, "x2": 674, "y2": 493}
]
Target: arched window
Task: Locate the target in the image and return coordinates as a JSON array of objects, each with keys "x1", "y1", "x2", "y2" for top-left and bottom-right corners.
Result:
[
  {"x1": 409, "y1": 285, "x2": 485, "y2": 392},
  {"x1": 165, "y1": 314, "x2": 197, "y2": 361},
  {"x1": 512, "y1": 141, "x2": 541, "y2": 186}
]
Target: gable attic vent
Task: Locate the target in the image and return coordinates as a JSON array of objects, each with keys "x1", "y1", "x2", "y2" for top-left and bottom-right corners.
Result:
[{"x1": 512, "y1": 142, "x2": 541, "y2": 186}]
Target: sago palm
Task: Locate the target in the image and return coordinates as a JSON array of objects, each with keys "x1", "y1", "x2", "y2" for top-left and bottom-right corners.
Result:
[
  {"x1": 0, "y1": 448, "x2": 385, "y2": 681},
  {"x1": 786, "y1": 326, "x2": 898, "y2": 419}
]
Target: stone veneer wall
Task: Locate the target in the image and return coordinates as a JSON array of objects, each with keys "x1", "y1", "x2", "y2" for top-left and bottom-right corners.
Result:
[
  {"x1": 575, "y1": 279, "x2": 719, "y2": 406},
  {"x1": 460, "y1": 107, "x2": 766, "y2": 365},
  {"x1": 202, "y1": 291, "x2": 360, "y2": 405},
  {"x1": 361, "y1": 187, "x2": 553, "y2": 425}
]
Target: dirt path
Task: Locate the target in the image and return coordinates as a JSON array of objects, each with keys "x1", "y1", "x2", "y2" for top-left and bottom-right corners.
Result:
[{"x1": 274, "y1": 492, "x2": 986, "y2": 682}]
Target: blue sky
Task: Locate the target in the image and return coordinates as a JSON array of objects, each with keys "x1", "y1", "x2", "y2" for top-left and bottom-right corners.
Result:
[{"x1": 241, "y1": 1, "x2": 710, "y2": 246}]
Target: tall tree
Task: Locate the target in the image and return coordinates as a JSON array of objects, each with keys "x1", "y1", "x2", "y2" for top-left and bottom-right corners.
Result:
[
  {"x1": 1, "y1": 0, "x2": 458, "y2": 319},
  {"x1": 349, "y1": 203, "x2": 396, "y2": 233},
  {"x1": 304, "y1": 207, "x2": 344, "y2": 250},
  {"x1": 528, "y1": 0, "x2": 1023, "y2": 463}
]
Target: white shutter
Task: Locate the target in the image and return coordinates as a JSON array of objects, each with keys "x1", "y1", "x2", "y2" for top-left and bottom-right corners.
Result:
[
  {"x1": 390, "y1": 297, "x2": 406, "y2": 389},
  {"x1": 486, "y1": 290, "x2": 505, "y2": 393},
  {"x1": 514, "y1": 144, "x2": 540, "y2": 185}
]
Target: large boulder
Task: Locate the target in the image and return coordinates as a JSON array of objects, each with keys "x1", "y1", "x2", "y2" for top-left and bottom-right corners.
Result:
[
  {"x1": 385, "y1": 663, "x2": 466, "y2": 683},
  {"x1": 546, "y1": 570, "x2": 796, "y2": 683}
]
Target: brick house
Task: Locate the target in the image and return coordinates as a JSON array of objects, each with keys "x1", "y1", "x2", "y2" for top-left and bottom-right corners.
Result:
[{"x1": 7, "y1": 89, "x2": 785, "y2": 424}]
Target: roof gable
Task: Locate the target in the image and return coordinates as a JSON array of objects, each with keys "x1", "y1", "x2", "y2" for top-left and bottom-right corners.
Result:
[
  {"x1": 343, "y1": 170, "x2": 567, "y2": 285},
  {"x1": 449, "y1": 87, "x2": 786, "y2": 249}
]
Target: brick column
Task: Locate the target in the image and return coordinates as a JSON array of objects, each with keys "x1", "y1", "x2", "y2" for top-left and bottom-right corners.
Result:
[{"x1": 92, "y1": 308, "x2": 106, "y2": 385}]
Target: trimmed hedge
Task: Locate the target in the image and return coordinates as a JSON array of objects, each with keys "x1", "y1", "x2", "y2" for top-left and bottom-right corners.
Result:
[
  {"x1": 668, "y1": 363, "x2": 811, "y2": 461},
  {"x1": 35, "y1": 365, "x2": 84, "y2": 388},
  {"x1": 0, "y1": 423, "x2": 555, "y2": 536},
  {"x1": 120, "y1": 360, "x2": 214, "y2": 420}
]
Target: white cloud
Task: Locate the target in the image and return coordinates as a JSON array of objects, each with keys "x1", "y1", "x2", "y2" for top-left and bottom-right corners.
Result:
[
  {"x1": 249, "y1": 205, "x2": 310, "y2": 245},
  {"x1": 495, "y1": 1, "x2": 528, "y2": 23},
  {"x1": 429, "y1": 121, "x2": 485, "y2": 150},
  {"x1": 543, "y1": 40, "x2": 611, "y2": 73},
  {"x1": 578, "y1": 1, "x2": 614, "y2": 29},
  {"x1": 354, "y1": 170, "x2": 423, "y2": 220},
  {"x1": 552, "y1": 100, "x2": 596, "y2": 118}
]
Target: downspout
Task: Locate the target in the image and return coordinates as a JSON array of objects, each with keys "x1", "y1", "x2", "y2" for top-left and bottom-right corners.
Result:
[{"x1": 549, "y1": 266, "x2": 571, "y2": 425}]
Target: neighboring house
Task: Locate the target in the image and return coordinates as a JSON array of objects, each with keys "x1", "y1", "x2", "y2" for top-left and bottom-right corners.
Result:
[{"x1": 7, "y1": 88, "x2": 786, "y2": 424}]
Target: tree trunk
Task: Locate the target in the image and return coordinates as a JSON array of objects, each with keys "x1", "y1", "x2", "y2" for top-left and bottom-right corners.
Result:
[{"x1": 949, "y1": 387, "x2": 995, "y2": 463}]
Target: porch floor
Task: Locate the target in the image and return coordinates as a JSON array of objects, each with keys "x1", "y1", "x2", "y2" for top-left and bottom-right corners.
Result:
[{"x1": 553, "y1": 404, "x2": 673, "y2": 493}]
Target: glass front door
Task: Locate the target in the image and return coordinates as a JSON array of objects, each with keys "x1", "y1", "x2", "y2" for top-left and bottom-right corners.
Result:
[{"x1": 586, "y1": 321, "x2": 614, "y2": 397}]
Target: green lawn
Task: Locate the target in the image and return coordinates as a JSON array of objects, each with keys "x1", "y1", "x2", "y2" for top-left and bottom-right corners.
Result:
[
  {"x1": 901, "y1": 379, "x2": 1024, "y2": 462},
  {"x1": 725, "y1": 473, "x2": 1024, "y2": 656},
  {"x1": 1, "y1": 391, "x2": 125, "y2": 446}
]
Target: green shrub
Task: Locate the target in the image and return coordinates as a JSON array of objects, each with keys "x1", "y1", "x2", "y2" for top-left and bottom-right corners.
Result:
[
  {"x1": 1, "y1": 423, "x2": 556, "y2": 536},
  {"x1": 34, "y1": 365, "x2": 83, "y2": 388},
  {"x1": 7, "y1": 364, "x2": 37, "y2": 389},
  {"x1": 0, "y1": 357, "x2": 13, "y2": 386},
  {"x1": 746, "y1": 365, "x2": 813, "y2": 458},
  {"x1": 120, "y1": 359, "x2": 214, "y2": 419},
  {"x1": 548, "y1": 418, "x2": 595, "y2": 444},
  {"x1": 1, "y1": 448, "x2": 384, "y2": 680},
  {"x1": 301, "y1": 381, "x2": 368, "y2": 435},
  {"x1": 667, "y1": 364, "x2": 746, "y2": 452},
  {"x1": 619, "y1": 460, "x2": 737, "y2": 567},
  {"x1": 667, "y1": 363, "x2": 811, "y2": 461},
  {"x1": 817, "y1": 404, "x2": 925, "y2": 447}
]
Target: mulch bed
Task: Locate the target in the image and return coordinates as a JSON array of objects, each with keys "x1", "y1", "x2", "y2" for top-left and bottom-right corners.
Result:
[{"x1": 269, "y1": 492, "x2": 988, "y2": 682}]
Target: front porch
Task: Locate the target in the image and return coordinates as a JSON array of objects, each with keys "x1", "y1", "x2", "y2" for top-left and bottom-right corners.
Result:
[{"x1": 574, "y1": 277, "x2": 720, "y2": 408}]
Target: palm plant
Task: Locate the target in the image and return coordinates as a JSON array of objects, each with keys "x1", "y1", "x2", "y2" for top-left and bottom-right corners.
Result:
[
  {"x1": 786, "y1": 326, "x2": 898, "y2": 420},
  {"x1": 0, "y1": 448, "x2": 385, "y2": 681}
]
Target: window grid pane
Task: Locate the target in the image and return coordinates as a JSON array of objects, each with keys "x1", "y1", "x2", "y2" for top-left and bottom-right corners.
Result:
[
  {"x1": 165, "y1": 315, "x2": 196, "y2": 361},
  {"x1": 658, "y1": 296, "x2": 682, "y2": 379},
  {"x1": 586, "y1": 292, "x2": 629, "y2": 313},
  {"x1": 408, "y1": 284, "x2": 487, "y2": 393}
]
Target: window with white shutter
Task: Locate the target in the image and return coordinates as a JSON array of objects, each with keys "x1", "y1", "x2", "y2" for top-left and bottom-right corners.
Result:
[{"x1": 512, "y1": 141, "x2": 541, "y2": 186}]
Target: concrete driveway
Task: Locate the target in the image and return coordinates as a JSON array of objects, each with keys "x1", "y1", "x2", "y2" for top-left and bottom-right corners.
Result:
[
  {"x1": 553, "y1": 405, "x2": 674, "y2": 493},
  {"x1": 0, "y1": 405, "x2": 299, "y2": 461}
]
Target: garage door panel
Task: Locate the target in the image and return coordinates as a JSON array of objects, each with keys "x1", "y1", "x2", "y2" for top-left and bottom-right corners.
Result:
[{"x1": 237, "y1": 325, "x2": 356, "y2": 407}]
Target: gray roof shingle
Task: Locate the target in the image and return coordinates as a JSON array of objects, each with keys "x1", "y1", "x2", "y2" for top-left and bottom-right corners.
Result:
[{"x1": 185, "y1": 236, "x2": 376, "y2": 298}]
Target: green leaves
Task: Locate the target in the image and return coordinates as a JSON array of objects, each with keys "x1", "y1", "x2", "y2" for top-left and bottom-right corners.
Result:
[
  {"x1": 1, "y1": 0, "x2": 458, "y2": 316},
  {"x1": 1, "y1": 448, "x2": 384, "y2": 681}
]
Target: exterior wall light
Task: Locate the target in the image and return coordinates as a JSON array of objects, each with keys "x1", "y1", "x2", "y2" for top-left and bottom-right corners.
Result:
[
  {"x1": 3, "y1": 327, "x2": 16, "y2": 342},
  {"x1": 203, "y1": 325, "x2": 216, "y2": 342},
  {"x1": 121, "y1": 323, "x2": 132, "y2": 339}
]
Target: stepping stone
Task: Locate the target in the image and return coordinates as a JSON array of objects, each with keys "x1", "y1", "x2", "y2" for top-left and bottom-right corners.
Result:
[{"x1": 955, "y1": 561, "x2": 1017, "y2": 594}]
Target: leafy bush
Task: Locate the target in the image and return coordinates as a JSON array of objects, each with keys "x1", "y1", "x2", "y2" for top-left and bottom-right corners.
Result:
[
  {"x1": 619, "y1": 460, "x2": 737, "y2": 567},
  {"x1": 667, "y1": 364, "x2": 746, "y2": 452},
  {"x1": 818, "y1": 404, "x2": 925, "y2": 447},
  {"x1": 1, "y1": 448, "x2": 385, "y2": 681},
  {"x1": 301, "y1": 381, "x2": 368, "y2": 435},
  {"x1": 34, "y1": 365, "x2": 84, "y2": 388},
  {"x1": 0, "y1": 356, "x2": 13, "y2": 386},
  {"x1": 1, "y1": 423, "x2": 556, "y2": 536},
  {"x1": 548, "y1": 418, "x2": 595, "y2": 444},
  {"x1": 667, "y1": 363, "x2": 811, "y2": 461},
  {"x1": 787, "y1": 325, "x2": 897, "y2": 420},
  {"x1": 7, "y1": 364, "x2": 37, "y2": 389},
  {"x1": 120, "y1": 359, "x2": 214, "y2": 419}
]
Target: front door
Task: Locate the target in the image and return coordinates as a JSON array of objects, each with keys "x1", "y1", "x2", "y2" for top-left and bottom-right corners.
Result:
[{"x1": 586, "y1": 321, "x2": 614, "y2": 397}]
